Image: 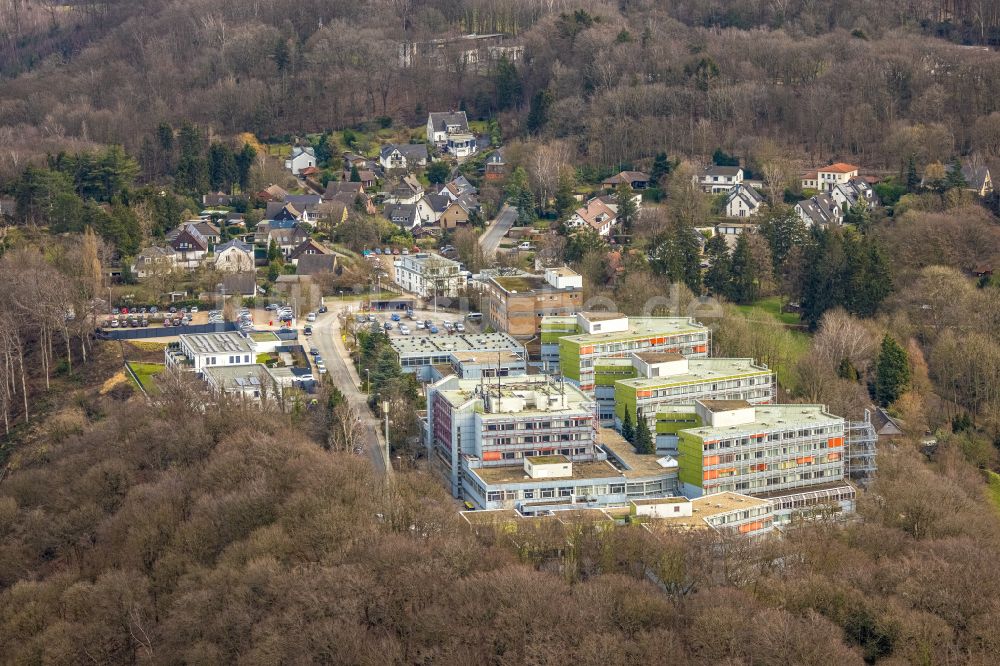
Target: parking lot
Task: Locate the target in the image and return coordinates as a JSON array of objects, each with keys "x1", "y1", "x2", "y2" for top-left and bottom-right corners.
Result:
[{"x1": 347, "y1": 305, "x2": 485, "y2": 339}]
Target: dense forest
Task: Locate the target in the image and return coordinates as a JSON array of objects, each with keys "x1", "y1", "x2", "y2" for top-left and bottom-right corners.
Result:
[{"x1": 5, "y1": 0, "x2": 1000, "y2": 179}]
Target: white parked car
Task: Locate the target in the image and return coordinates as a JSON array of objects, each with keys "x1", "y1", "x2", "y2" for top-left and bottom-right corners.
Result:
[
  {"x1": 306, "y1": 312, "x2": 316, "y2": 322},
  {"x1": 415, "y1": 320, "x2": 425, "y2": 329},
  {"x1": 399, "y1": 325, "x2": 411, "y2": 335},
  {"x1": 454, "y1": 322, "x2": 465, "y2": 333}
]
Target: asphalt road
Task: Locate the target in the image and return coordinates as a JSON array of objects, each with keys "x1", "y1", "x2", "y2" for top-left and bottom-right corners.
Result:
[
  {"x1": 479, "y1": 204, "x2": 517, "y2": 257},
  {"x1": 313, "y1": 308, "x2": 389, "y2": 477}
]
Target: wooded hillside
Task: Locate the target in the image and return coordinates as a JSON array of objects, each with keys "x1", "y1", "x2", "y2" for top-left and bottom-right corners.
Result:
[{"x1": 4, "y1": 0, "x2": 1000, "y2": 180}]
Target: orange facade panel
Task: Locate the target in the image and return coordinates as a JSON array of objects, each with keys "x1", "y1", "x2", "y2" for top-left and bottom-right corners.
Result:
[
  {"x1": 482, "y1": 451, "x2": 502, "y2": 461},
  {"x1": 738, "y1": 520, "x2": 764, "y2": 534},
  {"x1": 796, "y1": 456, "x2": 815, "y2": 465},
  {"x1": 704, "y1": 455, "x2": 720, "y2": 466},
  {"x1": 703, "y1": 470, "x2": 719, "y2": 481},
  {"x1": 828, "y1": 437, "x2": 843, "y2": 448},
  {"x1": 636, "y1": 390, "x2": 653, "y2": 398},
  {"x1": 580, "y1": 346, "x2": 594, "y2": 355}
]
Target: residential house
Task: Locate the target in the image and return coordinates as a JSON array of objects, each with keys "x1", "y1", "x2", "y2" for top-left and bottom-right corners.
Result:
[
  {"x1": 795, "y1": 193, "x2": 843, "y2": 227},
  {"x1": 602, "y1": 170, "x2": 651, "y2": 190},
  {"x1": 379, "y1": 143, "x2": 429, "y2": 171},
  {"x1": 282, "y1": 194, "x2": 323, "y2": 221},
  {"x1": 257, "y1": 184, "x2": 289, "y2": 202},
  {"x1": 296, "y1": 253, "x2": 338, "y2": 276},
  {"x1": 214, "y1": 239, "x2": 255, "y2": 273},
  {"x1": 169, "y1": 224, "x2": 209, "y2": 269},
  {"x1": 417, "y1": 193, "x2": 452, "y2": 226},
  {"x1": 446, "y1": 131, "x2": 478, "y2": 158},
  {"x1": 324, "y1": 180, "x2": 376, "y2": 214},
  {"x1": 724, "y1": 184, "x2": 765, "y2": 218},
  {"x1": 962, "y1": 163, "x2": 993, "y2": 197},
  {"x1": 202, "y1": 192, "x2": 233, "y2": 207},
  {"x1": 385, "y1": 175, "x2": 425, "y2": 205},
  {"x1": 132, "y1": 246, "x2": 178, "y2": 279},
  {"x1": 427, "y1": 111, "x2": 471, "y2": 144},
  {"x1": 694, "y1": 166, "x2": 744, "y2": 194},
  {"x1": 323, "y1": 180, "x2": 366, "y2": 200},
  {"x1": 267, "y1": 225, "x2": 311, "y2": 259},
  {"x1": 315, "y1": 200, "x2": 349, "y2": 228},
  {"x1": 484, "y1": 150, "x2": 506, "y2": 182},
  {"x1": 284, "y1": 146, "x2": 317, "y2": 175},
  {"x1": 831, "y1": 178, "x2": 877, "y2": 212},
  {"x1": 440, "y1": 175, "x2": 477, "y2": 200},
  {"x1": 219, "y1": 272, "x2": 258, "y2": 299},
  {"x1": 169, "y1": 220, "x2": 220, "y2": 247},
  {"x1": 566, "y1": 197, "x2": 618, "y2": 236},
  {"x1": 871, "y1": 407, "x2": 904, "y2": 439},
  {"x1": 343, "y1": 169, "x2": 377, "y2": 189},
  {"x1": 265, "y1": 201, "x2": 304, "y2": 224},
  {"x1": 395, "y1": 252, "x2": 463, "y2": 297},
  {"x1": 802, "y1": 163, "x2": 859, "y2": 192},
  {"x1": 287, "y1": 238, "x2": 330, "y2": 266},
  {"x1": 385, "y1": 203, "x2": 421, "y2": 231},
  {"x1": 253, "y1": 219, "x2": 297, "y2": 245},
  {"x1": 440, "y1": 199, "x2": 474, "y2": 229}
]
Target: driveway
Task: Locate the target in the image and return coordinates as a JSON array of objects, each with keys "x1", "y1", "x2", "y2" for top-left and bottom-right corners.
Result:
[{"x1": 479, "y1": 204, "x2": 517, "y2": 257}]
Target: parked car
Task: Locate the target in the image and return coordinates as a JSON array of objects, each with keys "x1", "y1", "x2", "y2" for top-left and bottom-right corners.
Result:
[
  {"x1": 455, "y1": 322, "x2": 465, "y2": 333},
  {"x1": 392, "y1": 248, "x2": 400, "y2": 255},
  {"x1": 424, "y1": 319, "x2": 433, "y2": 329},
  {"x1": 429, "y1": 326, "x2": 439, "y2": 334},
  {"x1": 310, "y1": 347, "x2": 320, "y2": 356},
  {"x1": 169, "y1": 306, "x2": 177, "y2": 313},
  {"x1": 110, "y1": 319, "x2": 120, "y2": 328},
  {"x1": 191, "y1": 306, "x2": 199, "y2": 313},
  {"x1": 162, "y1": 319, "x2": 170, "y2": 327},
  {"x1": 265, "y1": 303, "x2": 278, "y2": 311},
  {"x1": 140, "y1": 319, "x2": 149, "y2": 327},
  {"x1": 375, "y1": 248, "x2": 382, "y2": 254},
  {"x1": 401, "y1": 249, "x2": 410, "y2": 255},
  {"x1": 318, "y1": 366, "x2": 328, "y2": 375},
  {"x1": 399, "y1": 325, "x2": 411, "y2": 335},
  {"x1": 306, "y1": 312, "x2": 316, "y2": 322},
  {"x1": 466, "y1": 312, "x2": 483, "y2": 322},
  {"x1": 318, "y1": 305, "x2": 328, "y2": 314},
  {"x1": 149, "y1": 306, "x2": 158, "y2": 314},
  {"x1": 316, "y1": 359, "x2": 326, "y2": 369},
  {"x1": 383, "y1": 322, "x2": 392, "y2": 331},
  {"x1": 390, "y1": 313, "x2": 400, "y2": 322},
  {"x1": 415, "y1": 320, "x2": 425, "y2": 329},
  {"x1": 443, "y1": 321, "x2": 454, "y2": 331},
  {"x1": 304, "y1": 325, "x2": 313, "y2": 336}
]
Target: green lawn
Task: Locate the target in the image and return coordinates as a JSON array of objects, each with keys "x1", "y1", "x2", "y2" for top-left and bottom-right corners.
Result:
[
  {"x1": 128, "y1": 362, "x2": 164, "y2": 395},
  {"x1": 987, "y1": 471, "x2": 1000, "y2": 514},
  {"x1": 734, "y1": 296, "x2": 803, "y2": 326},
  {"x1": 732, "y1": 297, "x2": 811, "y2": 390}
]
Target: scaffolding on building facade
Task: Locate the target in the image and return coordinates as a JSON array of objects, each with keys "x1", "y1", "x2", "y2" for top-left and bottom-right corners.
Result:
[{"x1": 846, "y1": 409, "x2": 878, "y2": 484}]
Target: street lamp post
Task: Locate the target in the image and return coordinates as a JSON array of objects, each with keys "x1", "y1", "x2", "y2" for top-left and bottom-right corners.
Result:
[
  {"x1": 382, "y1": 399, "x2": 390, "y2": 470},
  {"x1": 365, "y1": 368, "x2": 371, "y2": 395}
]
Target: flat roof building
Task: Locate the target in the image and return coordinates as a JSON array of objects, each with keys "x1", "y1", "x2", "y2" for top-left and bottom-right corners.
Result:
[
  {"x1": 614, "y1": 356, "x2": 775, "y2": 432},
  {"x1": 392, "y1": 332, "x2": 526, "y2": 381},
  {"x1": 165, "y1": 331, "x2": 254, "y2": 373},
  {"x1": 395, "y1": 252, "x2": 463, "y2": 298},
  {"x1": 427, "y1": 374, "x2": 680, "y2": 509},
  {"x1": 486, "y1": 266, "x2": 583, "y2": 339},
  {"x1": 676, "y1": 401, "x2": 854, "y2": 524},
  {"x1": 541, "y1": 313, "x2": 711, "y2": 391}
]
